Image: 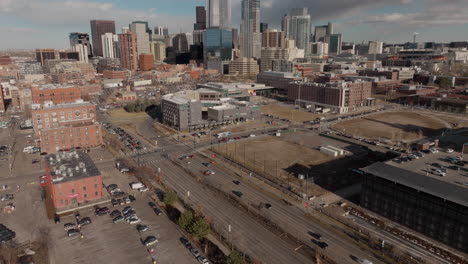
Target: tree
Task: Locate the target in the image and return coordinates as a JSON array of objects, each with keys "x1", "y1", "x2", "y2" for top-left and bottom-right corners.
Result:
[
  {"x1": 188, "y1": 217, "x2": 210, "y2": 239},
  {"x1": 178, "y1": 210, "x2": 194, "y2": 230},
  {"x1": 226, "y1": 251, "x2": 245, "y2": 264},
  {"x1": 125, "y1": 104, "x2": 135, "y2": 112},
  {"x1": 163, "y1": 191, "x2": 178, "y2": 206}
]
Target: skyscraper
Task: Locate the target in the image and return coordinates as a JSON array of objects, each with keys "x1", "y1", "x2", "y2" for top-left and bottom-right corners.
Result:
[
  {"x1": 69, "y1": 32, "x2": 92, "y2": 57},
  {"x1": 130, "y1": 21, "x2": 151, "y2": 55},
  {"x1": 204, "y1": 28, "x2": 232, "y2": 63},
  {"x1": 118, "y1": 32, "x2": 138, "y2": 71},
  {"x1": 282, "y1": 8, "x2": 311, "y2": 50},
  {"x1": 260, "y1": 23, "x2": 268, "y2": 33},
  {"x1": 154, "y1": 27, "x2": 169, "y2": 36},
  {"x1": 314, "y1": 22, "x2": 333, "y2": 42},
  {"x1": 262, "y1": 29, "x2": 286, "y2": 48},
  {"x1": 71, "y1": 44, "x2": 89, "y2": 63},
  {"x1": 173, "y1": 34, "x2": 189, "y2": 53},
  {"x1": 101, "y1": 33, "x2": 119, "y2": 59},
  {"x1": 368, "y1": 41, "x2": 383, "y2": 54},
  {"x1": 90, "y1": 20, "x2": 116, "y2": 57},
  {"x1": 324, "y1": 34, "x2": 342, "y2": 55},
  {"x1": 195, "y1": 6, "x2": 207, "y2": 30},
  {"x1": 240, "y1": 0, "x2": 261, "y2": 59},
  {"x1": 207, "y1": 0, "x2": 231, "y2": 29}
]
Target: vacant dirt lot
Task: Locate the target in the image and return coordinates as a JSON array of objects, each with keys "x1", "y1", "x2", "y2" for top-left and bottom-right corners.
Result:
[
  {"x1": 333, "y1": 111, "x2": 448, "y2": 143},
  {"x1": 261, "y1": 104, "x2": 320, "y2": 123},
  {"x1": 107, "y1": 109, "x2": 149, "y2": 124},
  {"x1": 213, "y1": 136, "x2": 332, "y2": 194}
]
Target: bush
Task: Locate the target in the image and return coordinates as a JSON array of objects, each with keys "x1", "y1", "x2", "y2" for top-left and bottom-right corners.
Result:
[
  {"x1": 178, "y1": 211, "x2": 194, "y2": 230},
  {"x1": 226, "y1": 251, "x2": 245, "y2": 264},
  {"x1": 188, "y1": 217, "x2": 210, "y2": 239},
  {"x1": 163, "y1": 191, "x2": 178, "y2": 206}
]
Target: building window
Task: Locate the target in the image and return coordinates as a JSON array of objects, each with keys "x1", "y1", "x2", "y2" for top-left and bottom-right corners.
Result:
[
  {"x1": 60, "y1": 199, "x2": 63, "y2": 205},
  {"x1": 71, "y1": 189, "x2": 75, "y2": 193},
  {"x1": 95, "y1": 192, "x2": 98, "y2": 196},
  {"x1": 84, "y1": 194, "x2": 87, "y2": 198},
  {"x1": 83, "y1": 186, "x2": 86, "y2": 191},
  {"x1": 94, "y1": 184, "x2": 98, "y2": 188}
]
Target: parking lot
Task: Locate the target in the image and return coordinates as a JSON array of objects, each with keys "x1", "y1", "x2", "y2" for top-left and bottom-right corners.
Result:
[{"x1": 48, "y1": 164, "x2": 197, "y2": 264}]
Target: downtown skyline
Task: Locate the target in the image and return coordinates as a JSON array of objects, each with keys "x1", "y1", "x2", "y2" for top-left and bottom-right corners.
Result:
[{"x1": 1, "y1": 0, "x2": 468, "y2": 49}]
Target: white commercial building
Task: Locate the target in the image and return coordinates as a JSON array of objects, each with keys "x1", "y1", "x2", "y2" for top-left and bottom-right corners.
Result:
[
  {"x1": 207, "y1": 0, "x2": 231, "y2": 29},
  {"x1": 130, "y1": 22, "x2": 150, "y2": 55}
]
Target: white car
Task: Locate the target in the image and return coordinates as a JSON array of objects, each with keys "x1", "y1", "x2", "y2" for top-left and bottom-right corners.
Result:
[
  {"x1": 197, "y1": 256, "x2": 209, "y2": 264},
  {"x1": 446, "y1": 149, "x2": 454, "y2": 153},
  {"x1": 138, "y1": 186, "x2": 149, "y2": 192}
]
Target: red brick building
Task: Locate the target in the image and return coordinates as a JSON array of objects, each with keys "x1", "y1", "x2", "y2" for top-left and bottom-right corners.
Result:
[
  {"x1": 118, "y1": 32, "x2": 138, "y2": 71},
  {"x1": 116, "y1": 91, "x2": 137, "y2": 101},
  {"x1": 0, "y1": 56, "x2": 12, "y2": 65},
  {"x1": 139, "y1": 54, "x2": 154, "y2": 71},
  {"x1": 44, "y1": 151, "x2": 103, "y2": 209},
  {"x1": 288, "y1": 80, "x2": 372, "y2": 113},
  {"x1": 40, "y1": 121, "x2": 103, "y2": 154},
  {"x1": 32, "y1": 85, "x2": 81, "y2": 104},
  {"x1": 103, "y1": 70, "x2": 128, "y2": 79},
  {"x1": 32, "y1": 101, "x2": 97, "y2": 134}
]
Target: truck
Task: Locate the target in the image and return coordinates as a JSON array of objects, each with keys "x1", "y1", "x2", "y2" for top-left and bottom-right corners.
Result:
[{"x1": 130, "y1": 182, "x2": 145, "y2": 190}]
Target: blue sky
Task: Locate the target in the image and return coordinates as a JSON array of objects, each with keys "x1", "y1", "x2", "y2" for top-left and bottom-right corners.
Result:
[{"x1": 0, "y1": 0, "x2": 468, "y2": 49}]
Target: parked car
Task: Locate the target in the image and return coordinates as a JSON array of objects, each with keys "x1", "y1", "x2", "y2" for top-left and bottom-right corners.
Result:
[
  {"x1": 110, "y1": 210, "x2": 121, "y2": 218},
  {"x1": 111, "y1": 199, "x2": 119, "y2": 207},
  {"x1": 128, "y1": 195, "x2": 136, "y2": 202},
  {"x1": 112, "y1": 215, "x2": 125, "y2": 223},
  {"x1": 128, "y1": 217, "x2": 141, "y2": 224},
  {"x1": 138, "y1": 186, "x2": 149, "y2": 192},
  {"x1": 123, "y1": 197, "x2": 131, "y2": 204},
  {"x1": 143, "y1": 236, "x2": 158, "y2": 247},
  {"x1": 136, "y1": 224, "x2": 149, "y2": 233},
  {"x1": 148, "y1": 201, "x2": 157, "y2": 209},
  {"x1": 67, "y1": 229, "x2": 80, "y2": 237},
  {"x1": 122, "y1": 206, "x2": 134, "y2": 214},
  {"x1": 64, "y1": 223, "x2": 75, "y2": 231},
  {"x1": 31, "y1": 159, "x2": 39, "y2": 164},
  {"x1": 153, "y1": 208, "x2": 163, "y2": 216},
  {"x1": 191, "y1": 248, "x2": 200, "y2": 258},
  {"x1": 197, "y1": 256, "x2": 209, "y2": 264},
  {"x1": 78, "y1": 217, "x2": 92, "y2": 226},
  {"x1": 0, "y1": 194, "x2": 14, "y2": 201}
]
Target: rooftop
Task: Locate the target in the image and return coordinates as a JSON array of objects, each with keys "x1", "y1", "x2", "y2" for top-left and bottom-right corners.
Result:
[
  {"x1": 46, "y1": 151, "x2": 101, "y2": 184},
  {"x1": 362, "y1": 151, "x2": 468, "y2": 207},
  {"x1": 42, "y1": 99, "x2": 92, "y2": 110}
]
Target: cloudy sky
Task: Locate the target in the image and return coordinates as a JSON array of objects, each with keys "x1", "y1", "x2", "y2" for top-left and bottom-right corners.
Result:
[{"x1": 0, "y1": 0, "x2": 467, "y2": 49}]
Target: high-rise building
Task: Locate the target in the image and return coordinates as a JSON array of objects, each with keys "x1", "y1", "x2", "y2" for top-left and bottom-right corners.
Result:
[
  {"x1": 101, "y1": 33, "x2": 119, "y2": 59},
  {"x1": 232, "y1": 28, "x2": 239, "y2": 49},
  {"x1": 36, "y1": 49, "x2": 57, "y2": 66},
  {"x1": 195, "y1": 6, "x2": 207, "y2": 30},
  {"x1": 130, "y1": 21, "x2": 151, "y2": 55},
  {"x1": 173, "y1": 34, "x2": 189, "y2": 53},
  {"x1": 324, "y1": 34, "x2": 342, "y2": 55},
  {"x1": 71, "y1": 44, "x2": 89, "y2": 63},
  {"x1": 118, "y1": 32, "x2": 138, "y2": 71},
  {"x1": 193, "y1": 30, "x2": 205, "y2": 45},
  {"x1": 282, "y1": 8, "x2": 311, "y2": 50},
  {"x1": 260, "y1": 23, "x2": 268, "y2": 33},
  {"x1": 154, "y1": 27, "x2": 169, "y2": 36},
  {"x1": 150, "y1": 41, "x2": 166, "y2": 62},
  {"x1": 262, "y1": 29, "x2": 286, "y2": 48},
  {"x1": 69, "y1": 32, "x2": 92, "y2": 57},
  {"x1": 204, "y1": 28, "x2": 232, "y2": 63},
  {"x1": 240, "y1": 0, "x2": 261, "y2": 59},
  {"x1": 207, "y1": 0, "x2": 231, "y2": 29},
  {"x1": 307, "y1": 42, "x2": 329, "y2": 57},
  {"x1": 314, "y1": 22, "x2": 333, "y2": 42},
  {"x1": 368, "y1": 41, "x2": 383, "y2": 54},
  {"x1": 229, "y1": 57, "x2": 259, "y2": 77},
  {"x1": 90, "y1": 20, "x2": 116, "y2": 57},
  {"x1": 59, "y1": 51, "x2": 80, "y2": 61}
]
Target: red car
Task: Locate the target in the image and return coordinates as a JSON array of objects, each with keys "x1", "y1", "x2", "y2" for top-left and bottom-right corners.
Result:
[{"x1": 39, "y1": 179, "x2": 46, "y2": 187}]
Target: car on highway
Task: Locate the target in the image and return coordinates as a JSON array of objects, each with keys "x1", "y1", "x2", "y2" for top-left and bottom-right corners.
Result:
[
  {"x1": 143, "y1": 236, "x2": 158, "y2": 247},
  {"x1": 312, "y1": 239, "x2": 328, "y2": 249},
  {"x1": 203, "y1": 170, "x2": 214, "y2": 175},
  {"x1": 232, "y1": 191, "x2": 243, "y2": 198},
  {"x1": 232, "y1": 180, "x2": 240, "y2": 185},
  {"x1": 264, "y1": 203, "x2": 272, "y2": 209},
  {"x1": 78, "y1": 217, "x2": 92, "y2": 226},
  {"x1": 136, "y1": 224, "x2": 149, "y2": 233},
  {"x1": 67, "y1": 229, "x2": 80, "y2": 237}
]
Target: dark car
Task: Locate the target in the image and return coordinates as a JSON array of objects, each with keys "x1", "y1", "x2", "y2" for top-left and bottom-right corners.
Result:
[
  {"x1": 264, "y1": 203, "x2": 272, "y2": 209},
  {"x1": 67, "y1": 229, "x2": 80, "y2": 237},
  {"x1": 78, "y1": 217, "x2": 92, "y2": 226},
  {"x1": 111, "y1": 199, "x2": 119, "y2": 207},
  {"x1": 128, "y1": 195, "x2": 136, "y2": 202},
  {"x1": 95, "y1": 207, "x2": 110, "y2": 216},
  {"x1": 112, "y1": 215, "x2": 125, "y2": 223},
  {"x1": 110, "y1": 210, "x2": 121, "y2": 218},
  {"x1": 232, "y1": 180, "x2": 240, "y2": 185},
  {"x1": 312, "y1": 239, "x2": 328, "y2": 249},
  {"x1": 148, "y1": 201, "x2": 157, "y2": 209},
  {"x1": 143, "y1": 236, "x2": 158, "y2": 247},
  {"x1": 232, "y1": 191, "x2": 243, "y2": 198},
  {"x1": 136, "y1": 224, "x2": 149, "y2": 233},
  {"x1": 122, "y1": 206, "x2": 133, "y2": 214},
  {"x1": 153, "y1": 207, "x2": 163, "y2": 216},
  {"x1": 308, "y1": 231, "x2": 322, "y2": 240},
  {"x1": 32, "y1": 159, "x2": 39, "y2": 164}
]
